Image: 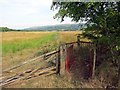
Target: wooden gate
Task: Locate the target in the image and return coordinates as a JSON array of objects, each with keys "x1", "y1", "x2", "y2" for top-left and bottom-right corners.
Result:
[
  {"x1": 65, "y1": 45, "x2": 75, "y2": 74},
  {"x1": 1, "y1": 48, "x2": 61, "y2": 86},
  {"x1": 65, "y1": 40, "x2": 95, "y2": 79}
]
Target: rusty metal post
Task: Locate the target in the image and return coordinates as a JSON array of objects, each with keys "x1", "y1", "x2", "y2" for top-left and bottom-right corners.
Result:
[{"x1": 56, "y1": 46, "x2": 60, "y2": 75}]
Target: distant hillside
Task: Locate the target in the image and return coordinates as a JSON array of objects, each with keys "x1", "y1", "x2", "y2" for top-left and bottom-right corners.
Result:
[{"x1": 24, "y1": 24, "x2": 86, "y2": 31}]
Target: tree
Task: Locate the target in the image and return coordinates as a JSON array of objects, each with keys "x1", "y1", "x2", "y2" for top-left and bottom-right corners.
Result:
[
  {"x1": 51, "y1": 2, "x2": 120, "y2": 44},
  {"x1": 51, "y1": 2, "x2": 120, "y2": 87},
  {"x1": 0, "y1": 27, "x2": 13, "y2": 32}
]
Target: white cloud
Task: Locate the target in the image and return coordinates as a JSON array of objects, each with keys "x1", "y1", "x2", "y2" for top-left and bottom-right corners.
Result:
[{"x1": 0, "y1": 0, "x2": 76, "y2": 29}]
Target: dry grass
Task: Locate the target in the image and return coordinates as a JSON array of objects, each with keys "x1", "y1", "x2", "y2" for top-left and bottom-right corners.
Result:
[
  {"x1": 59, "y1": 31, "x2": 81, "y2": 43},
  {"x1": 2, "y1": 32, "x2": 53, "y2": 42}
]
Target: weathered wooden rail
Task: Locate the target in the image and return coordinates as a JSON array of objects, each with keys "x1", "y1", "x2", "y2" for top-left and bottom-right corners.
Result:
[
  {"x1": 0, "y1": 66, "x2": 56, "y2": 86},
  {"x1": 3, "y1": 50, "x2": 60, "y2": 73}
]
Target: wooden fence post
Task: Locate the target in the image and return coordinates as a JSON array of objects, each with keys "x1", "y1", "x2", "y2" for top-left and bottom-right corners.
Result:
[
  {"x1": 77, "y1": 34, "x2": 80, "y2": 46},
  {"x1": 118, "y1": 53, "x2": 120, "y2": 88},
  {"x1": 56, "y1": 46, "x2": 60, "y2": 75},
  {"x1": 89, "y1": 49, "x2": 93, "y2": 78},
  {"x1": 92, "y1": 44, "x2": 97, "y2": 78}
]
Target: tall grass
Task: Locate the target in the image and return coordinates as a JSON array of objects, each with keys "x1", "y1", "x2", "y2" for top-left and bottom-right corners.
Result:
[{"x1": 2, "y1": 32, "x2": 57, "y2": 55}]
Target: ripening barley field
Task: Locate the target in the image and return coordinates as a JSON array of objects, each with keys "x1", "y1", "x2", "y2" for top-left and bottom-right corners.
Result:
[
  {"x1": 2, "y1": 31, "x2": 82, "y2": 56},
  {"x1": 2, "y1": 31, "x2": 93, "y2": 88},
  {"x1": 2, "y1": 32, "x2": 58, "y2": 55}
]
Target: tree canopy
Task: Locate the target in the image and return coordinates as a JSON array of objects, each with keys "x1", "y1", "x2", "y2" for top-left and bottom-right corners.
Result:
[
  {"x1": 0, "y1": 27, "x2": 13, "y2": 32},
  {"x1": 51, "y1": 2, "x2": 120, "y2": 51}
]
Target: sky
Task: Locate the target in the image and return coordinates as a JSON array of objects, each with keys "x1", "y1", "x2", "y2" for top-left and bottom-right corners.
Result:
[{"x1": 0, "y1": 0, "x2": 77, "y2": 29}]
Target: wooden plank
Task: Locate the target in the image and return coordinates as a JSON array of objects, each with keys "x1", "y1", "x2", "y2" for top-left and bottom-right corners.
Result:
[
  {"x1": 0, "y1": 76, "x2": 5, "y2": 80},
  {"x1": 33, "y1": 69, "x2": 56, "y2": 77},
  {"x1": 32, "y1": 67, "x2": 55, "y2": 76},
  {"x1": 0, "y1": 74, "x2": 25, "y2": 87},
  {"x1": 0, "y1": 74, "x2": 23, "y2": 86},
  {"x1": 45, "y1": 55, "x2": 56, "y2": 62},
  {"x1": 45, "y1": 72, "x2": 56, "y2": 77},
  {"x1": 24, "y1": 67, "x2": 56, "y2": 80},
  {"x1": 1, "y1": 61, "x2": 55, "y2": 86},
  {"x1": 3, "y1": 55, "x2": 44, "y2": 73},
  {"x1": 45, "y1": 50, "x2": 59, "y2": 57},
  {"x1": 56, "y1": 46, "x2": 60, "y2": 74},
  {"x1": 80, "y1": 41, "x2": 93, "y2": 44},
  {"x1": 65, "y1": 42, "x2": 77, "y2": 45},
  {"x1": 1, "y1": 67, "x2": 41, "y2": 86},
  {"x1": 1, "y1": 68, "x2": 34, "y2": 83},
  {"x1": 23, "y1": 66, "x2": 51, "y2": 79},
  {"x1": 0, "y1": 66, "x2": 56, "y2": 86},
  {"x1": 3, "y1": 50, "x2": 59, "y2": 73}
]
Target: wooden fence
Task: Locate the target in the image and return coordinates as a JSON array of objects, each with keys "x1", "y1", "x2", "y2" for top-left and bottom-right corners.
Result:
[
  {"x1": 64, "y1": 35, "x2": 96, "y2": 78},
  {"x1": 1, "y1": 48, "x2": 61, "y2": 86},
  {"x1": 1, "y1": 35, "x2": 97, "y2": 86}
]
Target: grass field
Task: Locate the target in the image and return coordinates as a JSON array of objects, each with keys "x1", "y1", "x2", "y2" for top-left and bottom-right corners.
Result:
[
  {"x1": 2, "y1": 32, "x2": 58, "y2": 55},
  {"x1": 2, "y1": 31, "x2": 83, "y2": 55}
]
